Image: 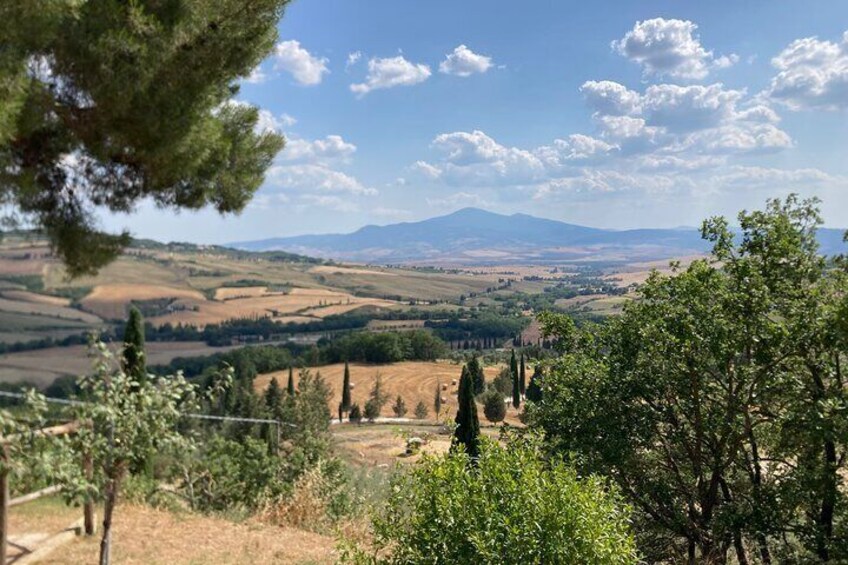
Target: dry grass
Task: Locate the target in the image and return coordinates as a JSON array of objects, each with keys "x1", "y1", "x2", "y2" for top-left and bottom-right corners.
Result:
[
  {"x1": 213, "y1": 286, "x2": 272, "y2": 300},
  {"x1": 310, "y1": 265, "x2": 397, "y2": 277},
  {"x1": 41, "y1": 504, "x2": 335, "y2": 565},
  {"x1": 0, "y1": 290, "x2": 70, "y2": 307},
  {"x1": 150, "y1": 288, "x2": 398, "y2": 328},
  {"x1": 80, "y1": 284, "x2": 205, "y2": 320},
  {"x1": 0, "y1": 297, "x2": 102, "y2": 324},
  {"x1": 256, "y1": 361, "x2": 503, "y2": 419}
]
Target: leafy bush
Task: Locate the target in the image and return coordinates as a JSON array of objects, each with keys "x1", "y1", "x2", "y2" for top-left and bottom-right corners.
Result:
[
  {"x1": 341, "y1": 435, "x2": 637, "y2": 564},
  {"x1": 413, "y1": 401, "x2": 428, "y2": 419},
  {"x1": 482, "y1": 389, "x2": 506, "y2": 423}
]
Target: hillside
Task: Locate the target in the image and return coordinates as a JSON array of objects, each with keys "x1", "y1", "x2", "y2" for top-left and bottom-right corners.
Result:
[{"x1": 230, "y1": 208, "x2": 848, "y2": 264}]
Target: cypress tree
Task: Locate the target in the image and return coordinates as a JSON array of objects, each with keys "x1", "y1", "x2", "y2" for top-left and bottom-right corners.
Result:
[
  {"x1": 526, "y1": 365, "x2": 543, "y2": 403},
  {"x1": 341, "y1": 361, "x2": 352, "y2": 412},
  {"x1": 453, "y1": 366, "x2": 480, "y2": 458},
  {"x1": 434, "y1": 382, "x2": 443, "y2": 417},
  {"x1": 263, "y1": 377, "x2": 283, "y2": 419},
  {"x1": 122, "y1": 306, "x2": 146, "y2": 381},
  {"x1": 512, "y1": 358, "x2": 521, "y2": 409},
  {"x1": 287, "y1": 366, "x2": 295, "y2": 396},
  {"x1": 519, "y1": 352, "x2": 526, "y2": 396},
  {"x1": 467, "y1": 355, "x2": 485, "y2": 395}
]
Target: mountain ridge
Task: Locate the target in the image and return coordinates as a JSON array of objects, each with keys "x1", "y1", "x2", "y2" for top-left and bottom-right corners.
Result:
[{"x1": 230, "y1": 207, "x2": 846, "y2": 265}]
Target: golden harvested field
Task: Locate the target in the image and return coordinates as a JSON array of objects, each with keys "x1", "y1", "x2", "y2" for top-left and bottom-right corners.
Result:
[
  {"x1": 213, "y1": 286, "x2": 272, "y2": 300},
  {"x1": 256, "y1": 360, "x2": 505, "y2": 419},
  {"x1": 150, "y1": 288, "x2": 398, "y2": 327},
  {"x1": 310, "y1": 264, "x2": 397, "y2": 276},
  {"x1": 0, "y1": 341, "x2": 243, "y2": 387},
  {"x1": 80, "y1": 284, "x2": 205, "y2": 320},
  {"x1": 0, "y1": 297, "x2": 102, "y2": 324},
  {"x1": 603, "y1": 255, "x2": 704, "y2": 287},
  {"x1": 15, "y1": 498, "x2": 335, "y2": 565},
  {"x1": 1, "y1": 290, "x2": 71, "y2": 307}
]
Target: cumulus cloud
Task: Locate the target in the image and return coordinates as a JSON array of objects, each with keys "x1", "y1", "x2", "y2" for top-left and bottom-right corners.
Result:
[
  {"x1": 350, "y1": 56, "x2": 431, "y2": 96},
  {"x1": 267, "y1": 164, "x2": 376, "y2": 196},
  {"x1": 245, "y1": 66, "x2": 267, "y2": 84},
  {"x1": 767, "y1": 30, "x2": 848, "y2": 110},
  {"x1": 430, "y1": 130, "x2": 545, "y2": 185},
  {"x1": 346, "y1": 51, "x2": 362, "y2": 70},
  {"x1": 581, "y1": 81, "x2": 642, "y2": 116},
  {"x1": 612, "y1": 18, "x2": 738, "y2": 80},
  {"x1": 273, "y1": 40, "x2": 329, "y2": 86},
  {"x1": 439, "y1": 45, "x2": 494, "y2": 77},
  {"x1": 281, "y1": 135, "x2": 357, "y2": 164},
  {"x1": 255, "y1": 110, "x2": 297, "y2": 134}
]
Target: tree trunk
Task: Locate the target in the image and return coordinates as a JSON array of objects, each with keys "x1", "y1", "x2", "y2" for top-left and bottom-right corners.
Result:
[
  {"x1": 816, "y1": 438, "x2": 837, "y2": 562},
  {"x1": 99, "y1": 471, "x2": 123, "y2": 565},
  {"x1": 83, "y1": 452, "x2": 95, "y2": 536}
]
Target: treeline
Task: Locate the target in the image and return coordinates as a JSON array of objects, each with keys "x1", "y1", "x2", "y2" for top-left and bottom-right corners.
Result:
[
  {"x1": 425, "y1": 312, "x2": 528, "y2": 343},
  {"x1": 151, "y1": 329, "x2": 448, "y2": 381}
]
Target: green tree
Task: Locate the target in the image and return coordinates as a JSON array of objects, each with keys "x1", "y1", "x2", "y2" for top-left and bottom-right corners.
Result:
[
  {"x1": 433, "y1": 382, "x2": 443, "y2": 417},
  {"x1": 491, "y1": 366, "x2": 513, "y2": 396},
  {"x1": 414, "y1": 401, "x2": 428, "y2": 420},
  {"x1": 391, "y1": 395, "x2": 407, "y2": 418},
  {"x1": 56, "y1": 342, "x2": 224, "y2": 565},
  {"x1": 341, "y1": 361, "x2": 352, "y2": 412},
  {"x1": 263, "y1": 377, "x2": 283, "y2": 419},
  {"x1": 482, "y1": 389, "x2": 506, "y2": 423},
  {"x1": 453, "y1": 365, "x2": 480, "y2": 458},
  {"x1": 121, "y1": 306, "x2": 146, "y2": 382},
  {"x1": 341, "y1": 435, "x2": 637, "y2": 564},
  {"x1": 286, "y1": 365, "x2": 295, "y2": 396},
  {"x1": 467, "y1": 355, "x2": 486, "y2": 395},
  {"x1": 364, "y1": 375, "x2": 388, "y2": 421},
  {"x1": 511, "y1": 359, "x2": 520, "y2": 410},
  {"x1": 525, "y1": 365, "x2": 543, "y2": 404},
  {"x1": 348, "y1": 403, "x2": 362, "y2": 424},
  {"x1": 528, "y1": 196, "x2": 848, "y2": 563},
  {"x1": 0, "y1": 1, "x2": 288, "y2": 276},
  {"x1": 519, "y1": 352, "x2": 526, "y2": 396}
]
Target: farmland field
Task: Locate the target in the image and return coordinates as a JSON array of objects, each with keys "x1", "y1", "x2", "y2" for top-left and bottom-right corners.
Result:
[{"x1": 255, "y1": 360, "x2": 509, "y2": 420}]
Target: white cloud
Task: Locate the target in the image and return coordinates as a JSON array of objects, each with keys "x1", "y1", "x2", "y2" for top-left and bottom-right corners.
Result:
[
  {"x1": 346, "y1": 51, "x2": 362, "y2": 70},
  {"x1": 300, "y1": 194, "x2": 359, "y2": 212},
  {"x1": 255, "y1": 110, "x2": 297, "y2": 134},
  {"x1": 267, "y1": 164, "x2": 376, "y2": 196},
  {"x1": 439, "y1": 45, "x2": 494, "y2": 77},
  {"x1": 245, "y1": 66, "x2": 267, "y2": 84},
  {"x1": 767, "y1": 30, "x2": 848, "y2": 110},
  {"x1": 430, "y1": 130, "x2": 545, "y2": 185},
  {"x1": 641, "y1": 83, "x2": 744, "y2": 132},
  {"x1": 426, "y1": 192, "x2": 490, "y2": 209},
  {"x1": 412, "y1": 160, "x2": 442, "y2": 179},
  {"x1": 612, "y1": 18, "x2": 737, "y2": 80},
  {"x1": 373, "y1": 207, "x2": 413, "y2": 220},
  {"x1": 581, "y1": 80, "x2": 642, "y2": 116},
  {"x1": 273, "y1": 40, "x2": 329, "y2": 86},
  {"x1": 281, "y1": 135, "x2": 356, "y2": 164},
  {"x1": 350, "y1": 56, "x2": 431, "y2": 96}
]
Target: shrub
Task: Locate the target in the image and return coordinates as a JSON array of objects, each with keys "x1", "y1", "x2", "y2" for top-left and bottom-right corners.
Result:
[
  {"x1": 391, "y1": 395, "x2": 407, "y2": 418},
  {"x1": 349, "y1": 404, "x2": 362, "y2": 423},
  {"x1": 340, "y1": 435, "x2": 637, "y2": 564},
  {"x1": 482, "y1": 389, "x2": 506, "y2": 423},
  {"x1": 414, "y1": 401, "x2": 428, "y2": 420}
]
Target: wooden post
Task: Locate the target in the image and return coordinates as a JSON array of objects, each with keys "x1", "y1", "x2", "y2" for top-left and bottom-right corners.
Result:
[
  {"x1": 0, "y1": 445, "x2": 9, "y2": 564},
  {"x1": 83, "y1": 452, "x2": 95, "y2": 536}
]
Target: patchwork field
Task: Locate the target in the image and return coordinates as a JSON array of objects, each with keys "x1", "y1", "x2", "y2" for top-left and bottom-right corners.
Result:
[
  {"x1": 255, "y1": 360, "x2": 508, "y2": 420},
  {"x1": 0, "y1": 341, "x2": 243, "y2": 387}
]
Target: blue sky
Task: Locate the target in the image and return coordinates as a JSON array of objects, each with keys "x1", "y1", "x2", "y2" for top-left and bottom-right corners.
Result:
[{"x1": 106, "y1": 0, "x2": 848, "y2": 242}]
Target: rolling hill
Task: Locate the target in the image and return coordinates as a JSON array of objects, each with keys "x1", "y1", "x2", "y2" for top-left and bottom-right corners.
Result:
[{"x1": 231, "y1": 208, "x2": 848, "y2": 264}]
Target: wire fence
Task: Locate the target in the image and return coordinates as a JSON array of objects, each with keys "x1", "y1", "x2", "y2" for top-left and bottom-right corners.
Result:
[{"x1": 0, "y1": 390, "x2": 297, "y2": 428}]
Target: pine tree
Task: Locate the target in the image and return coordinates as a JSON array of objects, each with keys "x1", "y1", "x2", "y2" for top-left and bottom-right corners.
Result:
[
  {"x1": 349, "y1": 403, "x2": 362, "y2": 423},
  {"x1": 392, "y1": 395, "x2": 408, "y2": 418},
  {"x1": 287, "y1": 366, "x2": 296, "y2": 396},
  {"x1": 2, "y1": 2, "x2": 287, "y2": 277},
  {"x1": 519, "y1": 352, "x2": 527, "y2": 396},
  {"x1": 453, "y1": 366, "x2": 480, "y2": 458},
  {"x1": 122, "y1": 306, "x2": 146, "y2": 381},
  {"x1": 512, "y1": 358, "x2": 521, "y2": 410},
  {"x1": 341, "y1": 361, "x2": 352, "y2": 412},
  {"x1": 483, "y1": 389, "x2": 507, "y2": 423},
  {"x1": 263, "y1": 377, "x2": 283, "y2": 419},
  {"x1": 414, "y1": 401, "x2": 428, "y2": 419},
  {"x1": 526, "y1": 365, "x2": 543, "y2": 403},
  {"x1": 434, "y1": 382, "x2": 443, "y2": 417},
  {"x1": 467, "y1": 355, "x2": 486, "y2": 395}
]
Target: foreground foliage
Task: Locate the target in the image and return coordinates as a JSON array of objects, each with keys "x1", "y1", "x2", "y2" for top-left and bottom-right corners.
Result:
[
  {"x1": 341, "y1": 435, "x2": 637, "y2": 564},
  {"x1": 528, "y1": 196, "x2": 848, "y2": 563}
]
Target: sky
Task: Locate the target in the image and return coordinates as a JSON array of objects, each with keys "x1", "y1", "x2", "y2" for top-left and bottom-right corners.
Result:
[{"x1": 104, "y1": 0, "x2": 848, "y2": 243}]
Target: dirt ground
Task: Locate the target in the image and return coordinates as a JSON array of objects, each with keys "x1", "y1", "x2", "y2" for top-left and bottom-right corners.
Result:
[{"x1": 12, "y1": 498, "x2": 335, "y2": 565}]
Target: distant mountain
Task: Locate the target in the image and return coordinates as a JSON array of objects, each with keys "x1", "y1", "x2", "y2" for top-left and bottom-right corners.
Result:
[{"x1": 230, "y1": 208, "x2": 847, "y2": 265}]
